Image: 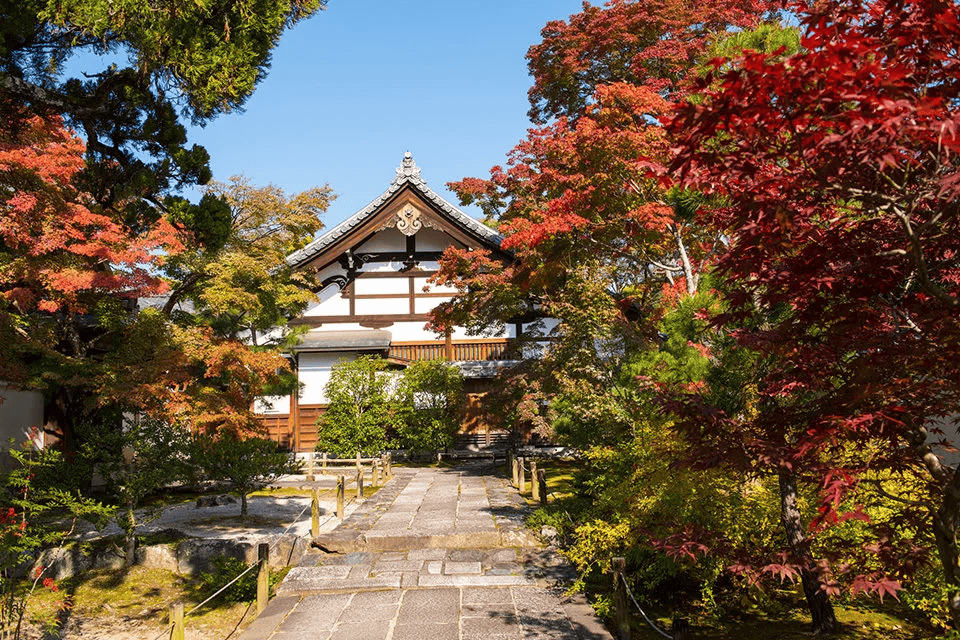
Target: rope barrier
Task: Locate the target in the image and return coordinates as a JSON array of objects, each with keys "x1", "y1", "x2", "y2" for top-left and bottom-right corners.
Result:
[
  {"x1": 221, "y1": 601, "x2": 254, "y2": 640},
  {"x1": 186, "y1": 563, "x2": 259, "y2": 617},
  {"x1": 620, "y1": 572, "x2": 672, "y2": 639},
  {"x1": 148, "y1": 622, "x2": 175, "y2": 640},
  {"x1": 147, "y1": 492, "x2": 316, "y2": 640}
]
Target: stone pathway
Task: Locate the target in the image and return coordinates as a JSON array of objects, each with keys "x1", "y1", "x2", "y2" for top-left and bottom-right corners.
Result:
[{"x1": 239, "y1": 465, "x2": 610, "y2": 640}]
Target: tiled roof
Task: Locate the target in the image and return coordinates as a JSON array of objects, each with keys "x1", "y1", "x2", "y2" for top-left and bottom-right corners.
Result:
[
  {"x1": 285, "y1": 153, "x2": 503, "y2": 269},
  {"x1": 292, "y1": 329, "x2": 393, "y2": 352}
]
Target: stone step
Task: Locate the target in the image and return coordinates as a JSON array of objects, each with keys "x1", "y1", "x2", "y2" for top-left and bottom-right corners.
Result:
[{"x1": 312, "y1": 529, "x2": 508, "y2": 553}]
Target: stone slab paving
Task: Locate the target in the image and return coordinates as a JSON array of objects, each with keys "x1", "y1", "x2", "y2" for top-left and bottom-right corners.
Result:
[{"x1": 239, "y1": 466, "x2": 610, "y2": 640}]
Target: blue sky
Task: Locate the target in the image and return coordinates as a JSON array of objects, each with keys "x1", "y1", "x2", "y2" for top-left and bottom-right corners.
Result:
[{"x1": 184, "y1": 1, "x2": 587, "y2": 228}]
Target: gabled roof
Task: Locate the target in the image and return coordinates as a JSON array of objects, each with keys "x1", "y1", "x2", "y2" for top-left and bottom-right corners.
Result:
[{"x1": 285, "y1": 153, "x2": 503, "y2": 269}]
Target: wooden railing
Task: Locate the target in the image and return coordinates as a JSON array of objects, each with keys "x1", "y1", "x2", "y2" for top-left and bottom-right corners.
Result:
[{"x1": 389, "y1": 339, "x2": 513, "y2": 362}]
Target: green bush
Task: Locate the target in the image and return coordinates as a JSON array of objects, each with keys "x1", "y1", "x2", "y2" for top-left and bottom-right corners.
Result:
[
  {"x1": 196, "y1": 556, "x2": 283, "y2": 605},
  {"x1": 315, "y1": 356, "x2": 400, "y2": 457},
  {"x1": 395, "y1": 360, "x2": 464, "y2": 453},
  {"x1": 316, "y1": 356, "x2": 464, "y2": 456}
]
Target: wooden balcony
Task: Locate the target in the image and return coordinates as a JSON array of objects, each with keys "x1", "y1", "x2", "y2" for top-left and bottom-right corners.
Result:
[{"x1": 389, "y1": 339, "x2": 514, "y2": 363}]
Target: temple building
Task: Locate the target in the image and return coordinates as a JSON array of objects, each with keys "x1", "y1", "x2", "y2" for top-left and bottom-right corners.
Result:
[{"x1": 256, "y1": 153, "x2": 525, "y2": 452}]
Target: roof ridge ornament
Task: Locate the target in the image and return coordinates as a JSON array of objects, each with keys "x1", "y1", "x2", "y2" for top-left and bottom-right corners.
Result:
[{"x1": 394, "y1": 151, "x2": 424, "y2": 184}]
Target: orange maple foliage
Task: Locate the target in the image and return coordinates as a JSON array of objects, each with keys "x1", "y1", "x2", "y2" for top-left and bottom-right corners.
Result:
[{"x1": 0, "y1": 109, "x2": 182, "y2": 315}]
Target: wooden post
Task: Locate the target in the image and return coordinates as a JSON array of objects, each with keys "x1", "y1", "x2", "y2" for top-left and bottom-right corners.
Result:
[
  {"x1": 372, "y1": 461, "x2": 380, "y2": 486},
  {"x1": 531, "y1": 460, "x2": 540, "y2": 502},
  {"x1": 518, "y1": 457, "x2": 526, "y2": 494},
  {"x1": 356, "y1": 468, "x2": 364, "y2": 498},
  {"x1": 385, "y1": 453, "x2": 392, "y2": 478},
  {"x1": 322, "y1": 452, "x2": 328, "y2": 469},
  {"x1": 511, "y1": 454, "x2": 518, "y2": 487},
  {"x1": 337, "y1": 475, "x2": 345, "y2": 520},
  {"x1": 170, "y1": 602, "x2": 184, "y2": 640},
  {"x1": 306, "y1": 453, "x2": 315, "y2": 482},
  {"x1": 311, "y1": 488, "x2": 320, "y2": 537},
  {"x1": 613, "y1": 557, "x2": 630, "y2": 640},
  {"x1": 257, "y1": 543, "x2": 270, "y2": 615},
  {"x1": 356, "y1": 451, "x2": 361, "y2": 471},
  {"x1": 537, "y1": 468, "x2": 548, "y2": 507}
]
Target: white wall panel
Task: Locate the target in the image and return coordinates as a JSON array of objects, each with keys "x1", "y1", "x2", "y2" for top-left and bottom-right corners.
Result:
[
  {"x1": 299, "y1": 352, "x2": 357, "y2": 404},
  {"x1": 356, "y1": 297, "x2": 408, "y2": 315},
  {"x1": 306, "y1": 284, "x2": 350, "y2": 316},
  {"x1": 415, "y1": 277, "x2": 458, "y2": 294},
  {"x1": 389, "y1": 321, "x2": 439, "y2": 341},
  {"x1": 356, "y1": 278, "x2": 408, "y2": 295},
  {"x1": 415, "y1": 296, "x2": 450, "y2": 314},
  {"x1": 357, "y1": 228, "x2": 404, "y2": 252},
  {"x1": 416, "y1": 228, "x2": 453, "y2": 251}
]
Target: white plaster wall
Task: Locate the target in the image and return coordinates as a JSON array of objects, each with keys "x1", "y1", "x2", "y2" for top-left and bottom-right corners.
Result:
[
  {"x1": 356, "y1": 298, "x2": 409, "y2": 315},
  {"x1": 356, "y1": 278, "x2": 408, "y2": 295},
  {"x1": 415, "y1": 277, "x2": 458, "y2": 294},
  {"x1": 389, "y1": 321, "x2": 443, "y2": 341},
  {"x1": 357, "y1": 228, "x2": 405, "y2": 252},
  {"x1": 0, "y1": 386, "x2": 44, "y2": 449},
  {"x1": 416, "y1": 228, "x2": 453, "y2": 251},
  {"x1": 299, "y1": 352, "x2": 358, "y2": 404},
  {"x1": 415, "y1": 296, "x2": 451, "y2": 315},
  {"x1": 305, "y1": 283, "x2": 350, "y2": 316}
]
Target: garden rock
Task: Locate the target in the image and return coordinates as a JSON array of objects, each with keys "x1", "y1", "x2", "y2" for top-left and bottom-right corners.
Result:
[
  {"x1": 177, "y1": 539, "x2": 253, "y2": 575},
  {"x1": 196, "y1": 494, "x2": 237, "y2": 508},
  {"x1": 540, "y1": 525, "x2": 560, "y2": 545},
  {"x1": 136, "y1": 543, "x2": 179, "y2": 572},
  {"x1": 36, "y1": 547, "x2": 93, "y2": 580}
]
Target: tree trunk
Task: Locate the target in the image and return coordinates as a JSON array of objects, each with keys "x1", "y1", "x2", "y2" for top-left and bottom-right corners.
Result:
[
  {"x1": 778, "y1": 467, "x2": 836, "y2": 635},
  {"x1": 905, "y1": 418, "x2": 960, "y2": 627},
  {"x1": 241, "y1": 492, "x2": 248, "y2": 517},
  {"x1": 932, "y1": 467, "x2": 960, "y2": 627},
  {"x1": 124, "y1": 504, "x2": 137, "y2": 568}
]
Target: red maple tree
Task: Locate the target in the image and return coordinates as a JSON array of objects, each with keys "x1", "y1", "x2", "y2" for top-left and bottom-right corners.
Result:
[{"x1": 669, "y1": 0, "x2": 960, "y2": 627}]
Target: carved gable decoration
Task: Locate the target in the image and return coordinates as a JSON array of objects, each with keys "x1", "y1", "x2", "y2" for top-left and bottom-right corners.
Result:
[{"x1": 396, "y1": 203, "x2": 422, "y2": 236}]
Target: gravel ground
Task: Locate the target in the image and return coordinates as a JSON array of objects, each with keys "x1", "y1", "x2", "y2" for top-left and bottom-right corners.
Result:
[{"x1": 74, "y1": 477, "x2": 362, "y2": 541}]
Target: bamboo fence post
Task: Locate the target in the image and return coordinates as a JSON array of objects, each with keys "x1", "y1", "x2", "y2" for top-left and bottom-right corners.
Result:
[
  {"x1": 257, "y1": 543, "x2": 270, "y2": 615},
  {"x1": 531, "y1": 460, "x2": 540, "y2": 502},
  {"x1": 311, "y1": 487, "x2": 320, "y2": 537},
  {"x1": 537, "y1": 468, "x2": 548, "y2": 507},
  {"x1": 170, "y1": 602, "x2": 184, "y2": 640},
  {"x1": 337, "y1": 475, "x2": 345, "y2": 520},
  {"x1": 613, "y1": 557, "x2": 630, "y2": 640}
]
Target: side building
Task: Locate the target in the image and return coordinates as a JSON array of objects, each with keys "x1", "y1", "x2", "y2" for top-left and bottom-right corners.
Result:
[{"x1": 255, "y1": 153, "x2": 525, "y2": 452}]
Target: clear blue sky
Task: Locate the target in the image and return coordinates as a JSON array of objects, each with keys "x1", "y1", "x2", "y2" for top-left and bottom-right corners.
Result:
[{"x1": 185, "y1": 1, "x2": 587, "y2": 228}]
